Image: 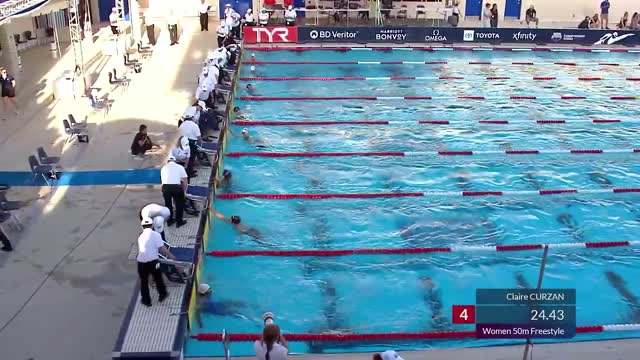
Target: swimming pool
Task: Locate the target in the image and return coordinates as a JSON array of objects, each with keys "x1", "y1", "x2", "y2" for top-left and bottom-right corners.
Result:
[{"x1": 185, "y1": 48, "x2": 640, "y2": 357}]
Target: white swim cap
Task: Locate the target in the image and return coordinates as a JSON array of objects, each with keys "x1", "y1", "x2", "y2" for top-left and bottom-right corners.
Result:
[
  {"x1": 241, "y1": 128, "x2": 249, "y2": 134},
  {"x1": 251, "y1": 53, "x2": 255, "y2": 57},
  {"x1": 250, "y1": 66, "x2": 256, "y2": 72},
  {"x1": 198, "y1": 283, "x2": 212, "y2": 295}
]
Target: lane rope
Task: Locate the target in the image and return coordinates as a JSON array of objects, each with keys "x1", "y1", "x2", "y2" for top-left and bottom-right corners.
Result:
[
  {"x1": 226, "y1": 148, "x2": 640, "y2": 158},
  {"x1": 232, "y1": 119, "x2": 635, "y2": 126},
  {"x1": 216, "y1": 188, "x2": 640, "y2": 200},
  {"x1": 191, "y1": 324, "x2": 640, "y2": 341},
  {"x1": 207, "y1": 240, "x2": 640, "y2": 257},
  {"x1": 237, "y1": 95, "x2": 638, "y2": 101},
  {"x1": 243, "y1": 60, "x2": 638, "y2": 67},
  {"x1": 240, "y1": 75, "x2": 639, "y2": 82}
]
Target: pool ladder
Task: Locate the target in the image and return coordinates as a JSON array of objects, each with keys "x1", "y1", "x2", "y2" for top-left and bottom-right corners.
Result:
[{"x1": 222, "y1": 329, "x2": 231, "y2": 360}]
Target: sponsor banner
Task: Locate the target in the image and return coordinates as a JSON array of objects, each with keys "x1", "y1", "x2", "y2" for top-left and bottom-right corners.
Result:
[
  {"x1": 243, "y1": 26, "x2": 298, "y2": 44},
  {"x1": 296, "y1": 26, "x2": 639, "y2": 46}
]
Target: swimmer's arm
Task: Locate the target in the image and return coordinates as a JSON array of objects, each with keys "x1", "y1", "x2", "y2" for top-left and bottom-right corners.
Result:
[
  {"x1": 214, "y1": 211, "x2": 232, "y2": 223},
  {"x1": 228, "y1": 128, "x2": 239, "y2": 137}
]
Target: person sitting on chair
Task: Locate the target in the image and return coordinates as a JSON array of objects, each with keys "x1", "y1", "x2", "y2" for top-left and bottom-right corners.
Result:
[{"x1": 131, "y1": 124, "x2": 158, "y2": 157}]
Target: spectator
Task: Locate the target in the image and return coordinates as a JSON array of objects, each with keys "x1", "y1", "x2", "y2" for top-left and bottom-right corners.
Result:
[
  {"x1": 591, "y1": 13, "x2": 600, "y2": 28},
  {"x1": 160, "y1": 156, "x2": 188, "y2": 227},
  {"x1": 245, "y1": 9, "x2": 256, "y2": 26},
  {"x1": 631, "y1": 12, "x2": 640, "y2": 29},
  {"x1": 490, "y1": 3, "x2": 498, "y2": 28},
  {"x1": 199, "y1": 0, "x2": 211, "y2": 31},
  {"x1": 525, "y1": 5, "x2": 539, "y2": 28},
  {"x1": 145, "y1": 9, "x2": 156, "y2": 45},
  {"x1": 130, "y1": 124, "x2": 158, "y2": 157},
  {"x1": 259, "y1": 8, "x2": 269, "y2": 26},
  {"x1": 137, "y1": 217, "x2": 175, "y2": 307},
  {"x1": 482, "y1": 3, "x2": 492, "y2": 27},
  {"x1": 373, "y1": 350, "x2": 405, "y2": 360},
  {"x1": 167, "y1": 10, "x2": 179, "y2": 45},
  {"x1": 617, "y1": 11, "x2": 629, "y2": 29},
  {"x1": 600, "y1": 0, "x2": 610, "y2": 29},
  {"x1": 451, "y1": 1, "x2": 460, "y2": 27},
  {"x1": 579, "y1": 16, "x2": 592, "y2": 28},
  {"x1": 254, "y1": 324, "x2": 288, "y2": 360},
  {"x1": 109, "y1": 7, "x2": 119, "y2": 35},
  {"x1": 0, "y1": 67, "x2": 17, "y2": 117},
  {"x1": 284, "y1": 5, "x2": 297, "y2": 26}
]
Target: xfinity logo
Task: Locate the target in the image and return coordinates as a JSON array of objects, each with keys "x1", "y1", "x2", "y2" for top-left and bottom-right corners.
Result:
[
  {"x1": 424, "y1": 29, "x2": 447, "y2": 42},
  {"x1": 512, "y1": 32, "x2": 537, "y2": 41},
  {"x1": 251, "y1": 27, "x2": 291, "y2": 43},
  {"x1": 309, "y1": 29, "x2": 358, "y2": 40},
  {"x1": 594, "y1": 32, "x2": 634, "y2": 45}
]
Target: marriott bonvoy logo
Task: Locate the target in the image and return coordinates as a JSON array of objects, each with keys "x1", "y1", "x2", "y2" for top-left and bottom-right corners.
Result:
[{"x1": 512, "y1": 31, "x2": 537, "y2": 41}]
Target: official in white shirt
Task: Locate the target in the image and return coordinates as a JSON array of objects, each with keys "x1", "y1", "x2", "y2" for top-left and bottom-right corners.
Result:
[
  {"x1": 284, "y1": 5, "x2": 297, "y2": 26},
  {"x1": 196, "y1": 83, "x2": 214, "y2": 104},
  {"x1": 244, "y1": 9, "x2": 256, "y2": 26},
  {"x1": 171, "y1": 136, "x2": 193, "y2": 175},
  {"x1": 179, "y1": 112, "x2": 202, "y2": 176},
  {"x1": 224, "y1": 3, "x2": 234, "y2": 18},
  {"x1": 199, "y1": 0, "x2": 211, "y2": 31},
  {"x1": 139, "y1": 203, "x2": 171, "y2": 238},
  {"x1": 230, "y1": 11, "x2": 241, "y2": 38},
  {"x1": 216, "y1": 22, "x2": 229, "y2": 47},
  {"x1": 167, "y1": 10, "x2": 179, "y2": 45},
  {"x1": 160, "y1": 156, "x2": 188, "y2": 227},
  {"x1": 109, "y1": 7, "x2": 120, "y2": 35},
  {"x1": 137, "y1": 217, "x2": 176, "y2": 307},
  {"x1": 258, "y1": 9, "x2": 269, "y2": 26},
  {"x1": 144, "y1": 9, "x2": 156, "y2": 45},
  {"x1": 198, "y1": 66, "x2": 216, "y2": 89}
]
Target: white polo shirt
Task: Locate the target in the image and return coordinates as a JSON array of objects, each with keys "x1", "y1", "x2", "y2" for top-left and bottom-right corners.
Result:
[
  {"x1": 216, "y1": 24, "x2": 229, "y2": 37},
  {"x1": 199, "y1": 3, "x2": 210, "y2": 14},
  {"x1": 137, "y1": 228, "x2": 164, "y2": 263},
  {"x1": 196, "y1": 83, "x2": 213, "y2": 101},
  {"x1": 141, "y1": 203, "x2": 171, "y2": 219},
  {"x1": 253, "y1": 341, "x2": 288, "y2": 360},
  {"x1": 182, "y1": 106, "x2": 201, "y2": 124},
  {"x1": 180, "y1": 120, "x2": 201, "y2": 140},
  {"x1": 161, "y1": 161, "x2": 187, "y2": 185},
  {"x1": 285, "y1": 9, "x2": 296, "y2": 21}
]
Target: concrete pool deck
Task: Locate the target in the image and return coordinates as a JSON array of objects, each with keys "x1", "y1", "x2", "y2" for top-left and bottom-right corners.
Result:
[{"x1": 0, "y1": 22, "x2": 639, "y2": 360}]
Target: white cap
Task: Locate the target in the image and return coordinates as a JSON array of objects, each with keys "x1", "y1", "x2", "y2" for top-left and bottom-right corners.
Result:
[
  {"x1": 251, "y1": 53, "x2": 256, "y2": 57},
  {"x1": 250, "y1": 66, "x2": 256, "y2": 71},
  {"x1": 153, "y1": 216, "x2": 164, "y2": 233},
  {"x1": 168, "y1": 155, "x2": 176, "y2": 161},
  {"x1": 241, "y1": 128, "x2": 249, "y2": 134},
  {"x1": 380, "y1": 351, "x2": 404, "y2": 360},
  {"x1": 288, "y1": 5, "x2": 292, "y2": 10},
  {"x1": 198, "y1": 283, "x2": 212, "y2": 294},
  {"x1": 198, "y1": 100, "x2": 207, "y2": 110},
  {"x1": 247, "y1": 9, "x2": 252, "y2": 13},
  {"x1": 225, "y1": 3, "x2": 231, "y2": 7},
  {"x1": 141, "y1": 217, "x2": 153, "y2": 226}
]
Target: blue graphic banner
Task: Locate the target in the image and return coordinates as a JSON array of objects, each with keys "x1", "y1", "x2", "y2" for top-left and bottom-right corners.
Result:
[{"x1": 297, "y1": 26, "x2": 639, "y2": 46}]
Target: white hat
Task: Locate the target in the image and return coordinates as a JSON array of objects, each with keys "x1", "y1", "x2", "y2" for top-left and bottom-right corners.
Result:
[
  {"x1": 380, "y1": 351, "x2": 404, "y2": 360},
  {"x1": 225, "y1": 3, "x2": 231, "y2": 7},
  {"x1": 140, "y1": 217, "x2": 153, "y2": 226},
  {"x1": 250, "y1": 66, "x2": 256, "y2": 71},
  {"x1": 198, "y1": 283, "x2": 212, "y2": 294},
  {"x1": 247, "y1": 9, "x2": 252, "y2": 13},
  {"x1": 198, "y1": 100, "x2": 207, "y2": 110},
  {"x1": 288, "y1": 5, "x2": 292, "y2": 10},
  {"x1": 153, "y1": 216, "x2": 164, "y2": 233},
  {"x1": 202, "y1": 66, "x2": 209, "y2": 74},
  {"x1": 241, "y1": 128, "x2": 249, "y2": 134},
  {"x1": 168, "y1": 155, "x2": 176, "y2": 161}
]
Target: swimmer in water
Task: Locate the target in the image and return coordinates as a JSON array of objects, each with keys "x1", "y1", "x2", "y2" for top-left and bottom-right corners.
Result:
[
  {"x1": 451, "y1": 171, "x2": 472, "y2": 190},
  {"x1": 420, "y1": 276, "x2": 449, "y2": 331},
  {"x1": 250, "y1": 53, "x2": 256, "y2": 60},
  {"x1": 307, "y1": 280, "x2": 353, "y2": 353},
  {"x1": 214, "y1": 211, "x2": 266, "y2": 244},
  {"x1": 605, "y1": 271, "x2": 640, "y2": 322},
  {"x1": 556, "y1": 213, "x2": 584, "y2": 242},
  {"x1": 514, "y1": 271, "x2": 531, "y2": 289},
  {"x1": 229, "y1": 127, "x2": 267, "y2": 148},
  {"x1": 215, "y1": 169, "x2": 232, "y2": 191},
  {"x1": 522, "y1": 171, "x2": 542, "y2": 190},
  {"x1": 246, "y1": 83, "x2": 255, "y2": 95},
  {"x1": 194, "y1": 283, "x2": 248, "y2": 327},
  {"x1": 588, "y1": 170, "x2": 613, "y2": 188}
]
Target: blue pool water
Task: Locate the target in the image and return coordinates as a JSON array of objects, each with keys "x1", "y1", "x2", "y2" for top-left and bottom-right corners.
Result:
[{"x1": 185, "y1": 49, "x2": 640, "y2": 357}]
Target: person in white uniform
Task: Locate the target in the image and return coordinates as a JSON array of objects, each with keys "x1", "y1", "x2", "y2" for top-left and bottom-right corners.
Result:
[
  {"x1": 179, "y1": 114, "x2": 202, "y2": 176},
  {"x1": 372, "y1": 350, "x2": 405, "y2": 360},
  {"x1": 198, "y1": 66, "x2": 216, "y2": 88},
  {"x1": 244, "y1": 8, "x2": 256, "y2": 26},
  {"x1": 109, "y1": 7, "x2": 120, "y2": 35},
  {"x1": 137, "y1": 217, "x2": 176, "y2": 307},
  {"x1": 144, "y1": 9, "x2": 156, "y2": 45},
  {"x1": 167, "y1": 10, "x2": 179, "y2": 45},
  {"x1": 258, "y1": 8, "x2": 269, "y2": 26},
  {"x1": 230, "y1": 10, "x2": 242, "y2": 38},
  {"x1": 171, "y1": 136, "x2": 193, "y2": 176},
  {"x1": 254, "y1": 324, "x2": 289, "y2": 360},
  {"x1": 284, "y1": 5, "x2": 297, "y2": 26},
  {"x1": 160, "y1": 156, "x2": 188, "y2": 227},
  {"x1": 216, "y1": 21, "x2": 229, "y2": 47},
  {"x1": 199, "y1": 0, "x2": 211, "y2": 31},
  {"x1": 139, "y1": 203, "x2": 171, "y2": 240}
]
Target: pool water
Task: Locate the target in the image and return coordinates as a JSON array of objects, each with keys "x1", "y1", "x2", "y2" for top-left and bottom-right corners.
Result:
[{"x1": 185, "y1": 49, "x2": 640, "y2": 357}]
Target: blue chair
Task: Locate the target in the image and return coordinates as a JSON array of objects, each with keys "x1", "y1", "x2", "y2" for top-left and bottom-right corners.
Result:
[
  {"x1": 159, "y1": 247, "x2": 195, "y2": 283},
  {"x1": 63, "y1": 119, "x2": 86, "y2": 143},
  {"x1": 28, "y1": 155, "x2": 56, "y2": 186},
  {"x1": 197, "y1": 141, "x2": 219, "y2": 154},
  {"x1": 37, "y1": 147, "x2": 60, "y2": 166},
  {"x1": 186, "y1": 185, "x2": 209, "y2": 202}
]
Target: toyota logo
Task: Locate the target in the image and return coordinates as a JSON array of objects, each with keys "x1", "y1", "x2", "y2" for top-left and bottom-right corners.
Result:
[{"x1": 310, "y1": 30, "x2": 319, "y2": 39}]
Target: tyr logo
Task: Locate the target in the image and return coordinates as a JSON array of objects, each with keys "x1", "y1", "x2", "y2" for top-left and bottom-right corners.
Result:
[{"x1": 251, "y1": 27, "x2": 292, "y2": 43}]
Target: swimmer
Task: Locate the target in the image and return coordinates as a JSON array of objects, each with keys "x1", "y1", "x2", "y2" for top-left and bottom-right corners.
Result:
[
  {"x1": 451, "y1": 171, "x2": 472, "y2": 190},
  {"x1": 194, "y1": 283, "x2": 248, "y2": 327},
  {"x1": 420, "y1": 276, "x2": 449, "y2": 331},
  {"x1": 250, "y1": 53, "x2": 256, "y2": 60},
  {"x1": 605, "y1": 271, "x2": 640, "y2": 322},
  {"x1": 373, "y1": 351, "x2": 405, "y2": 360},
  {"x1": 215, "y1": 169, "x2": 232, "y2": 190},
  {"x1": 214, "y1": 211, "x2": 265, "y2": 244},
  {"x1": 229, "y1": 127, "x2": 267, "y2": 147},
  {"x1": 250, "y1": 65, "x2": 256, "y2": 72},
  {"x1": 246, "y1": 83, "x2": 255, "y2": 95},
  {"x1": 556, "y1": 213, "x2": 584, "y2": 242},
  {"x1": 514, "y1": 271, "x2": 531, "y2": 289},
  {"x1": 522, "y1": 171, "x2": 542, "y2": 190},
  {"x1": 588, "y1": 170, "x2": 613, "y2": 188}
]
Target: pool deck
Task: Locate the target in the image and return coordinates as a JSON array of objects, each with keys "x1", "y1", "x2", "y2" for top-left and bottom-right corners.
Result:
[{"x1": 0, "y1": 20, "x2": 639, "y2": 360}]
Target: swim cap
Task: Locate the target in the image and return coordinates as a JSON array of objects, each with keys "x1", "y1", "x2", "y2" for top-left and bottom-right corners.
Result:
[
  {"x1": 223, "y1": 169, "x2": 232, "y2": 177},
  {"x1": 241, "y1": 128, "x2": 249, "y2": 135},
  {"x1": 198, "y1": 283, "x2": 212, "y2": 295},
  {"x1": 231, "y1": 215, "x2": 241, "y2": 224},
  {"x1": 250, "y1": 66, "x2": 256, "y2": 72},
  {"x1": 251, "y1": 53, "x2": 255, "y2": 57}
]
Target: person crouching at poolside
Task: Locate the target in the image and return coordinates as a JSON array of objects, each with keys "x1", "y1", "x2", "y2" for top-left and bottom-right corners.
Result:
[
  {"x1": 373, "y1": 350, "x2": 405, "y2": 360},
  {"x1": 254, "y1": 323, "x2": 289, "y2": 360}
]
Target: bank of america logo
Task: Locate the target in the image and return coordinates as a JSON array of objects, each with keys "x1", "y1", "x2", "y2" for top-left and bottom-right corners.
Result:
[{"x1": 463, "y1": 30, "x2": 475, "y2": 42}]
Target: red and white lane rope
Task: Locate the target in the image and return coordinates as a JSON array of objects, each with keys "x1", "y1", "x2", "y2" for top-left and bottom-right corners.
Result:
[
  {"x1": 243, "y1": 60, "x2": 639, "y2": 67},
  {"x1": 240, "y1": 75, "x2": 640, "y2": 82},
  {"x1": 191, "y1": 324, "x2": 640, "y2": 342},
  {"x1": 238, "y1": 95, "x2": 638, "y2": 101},
  {"x1": 244, "y1": 45, "x2": 640, "y2": 54},
  {"x1": 233, "y1": 119, "x2": 636, "y2": 126},
  {"x1": 226, "y1": 148, "x2": 640, "y2": 158},
  {"x1": 207, "y1": 240, "x2": 640, "y2": 257},
  {"x1": 216, "y1": 188, "x2": 640, "y2": 200}
]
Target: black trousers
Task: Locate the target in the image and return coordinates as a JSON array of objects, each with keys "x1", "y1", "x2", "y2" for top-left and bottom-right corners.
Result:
[
  {"x1": 232, "y1": 25, "x2": 241, "y2": 39},
  {"x1": 162, "y1": 184, "x2": 184, "y2": 222},
  {"x1": 146, "y1": 24, "x2": 155, "y2": 45},
  {"x1": 168, "y1": 24, "x2": 178, "y2": 44},
  {"x1": 137, "y1": 260, "x2": 167, "y2": 304},
  {"x1": 110, "y1": 25, "x2": 119, "y2": 35},
  {"x1": 199, "y1": 13, "x2": 209, "y2": 31},
  {"x1": 0, "y1": 228, "x2": 11, "y2": 250},
  {"x1": 188, "y1": 139, "x2": 198, "y2": 173},
  {"x1": 217, "y1": 35, "x2": 225, "y2": 48}
]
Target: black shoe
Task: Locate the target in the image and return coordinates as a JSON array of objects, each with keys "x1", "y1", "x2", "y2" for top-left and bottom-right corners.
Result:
[
  {"x1": 176, "y1": 220, "x2": 187, "y2": 228},
  {"x1": 141, "y1": 300, "x2": 152, "y2": 307},
  {"x1": 158, "y1": 293, "x2": 168, "y2": 303},
  {"x1": 1, "y1": 246, "x2": 12, "y2": 252},
  {"x1": 167, "y1": 218, "x2": 175, "y2": 226}
]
